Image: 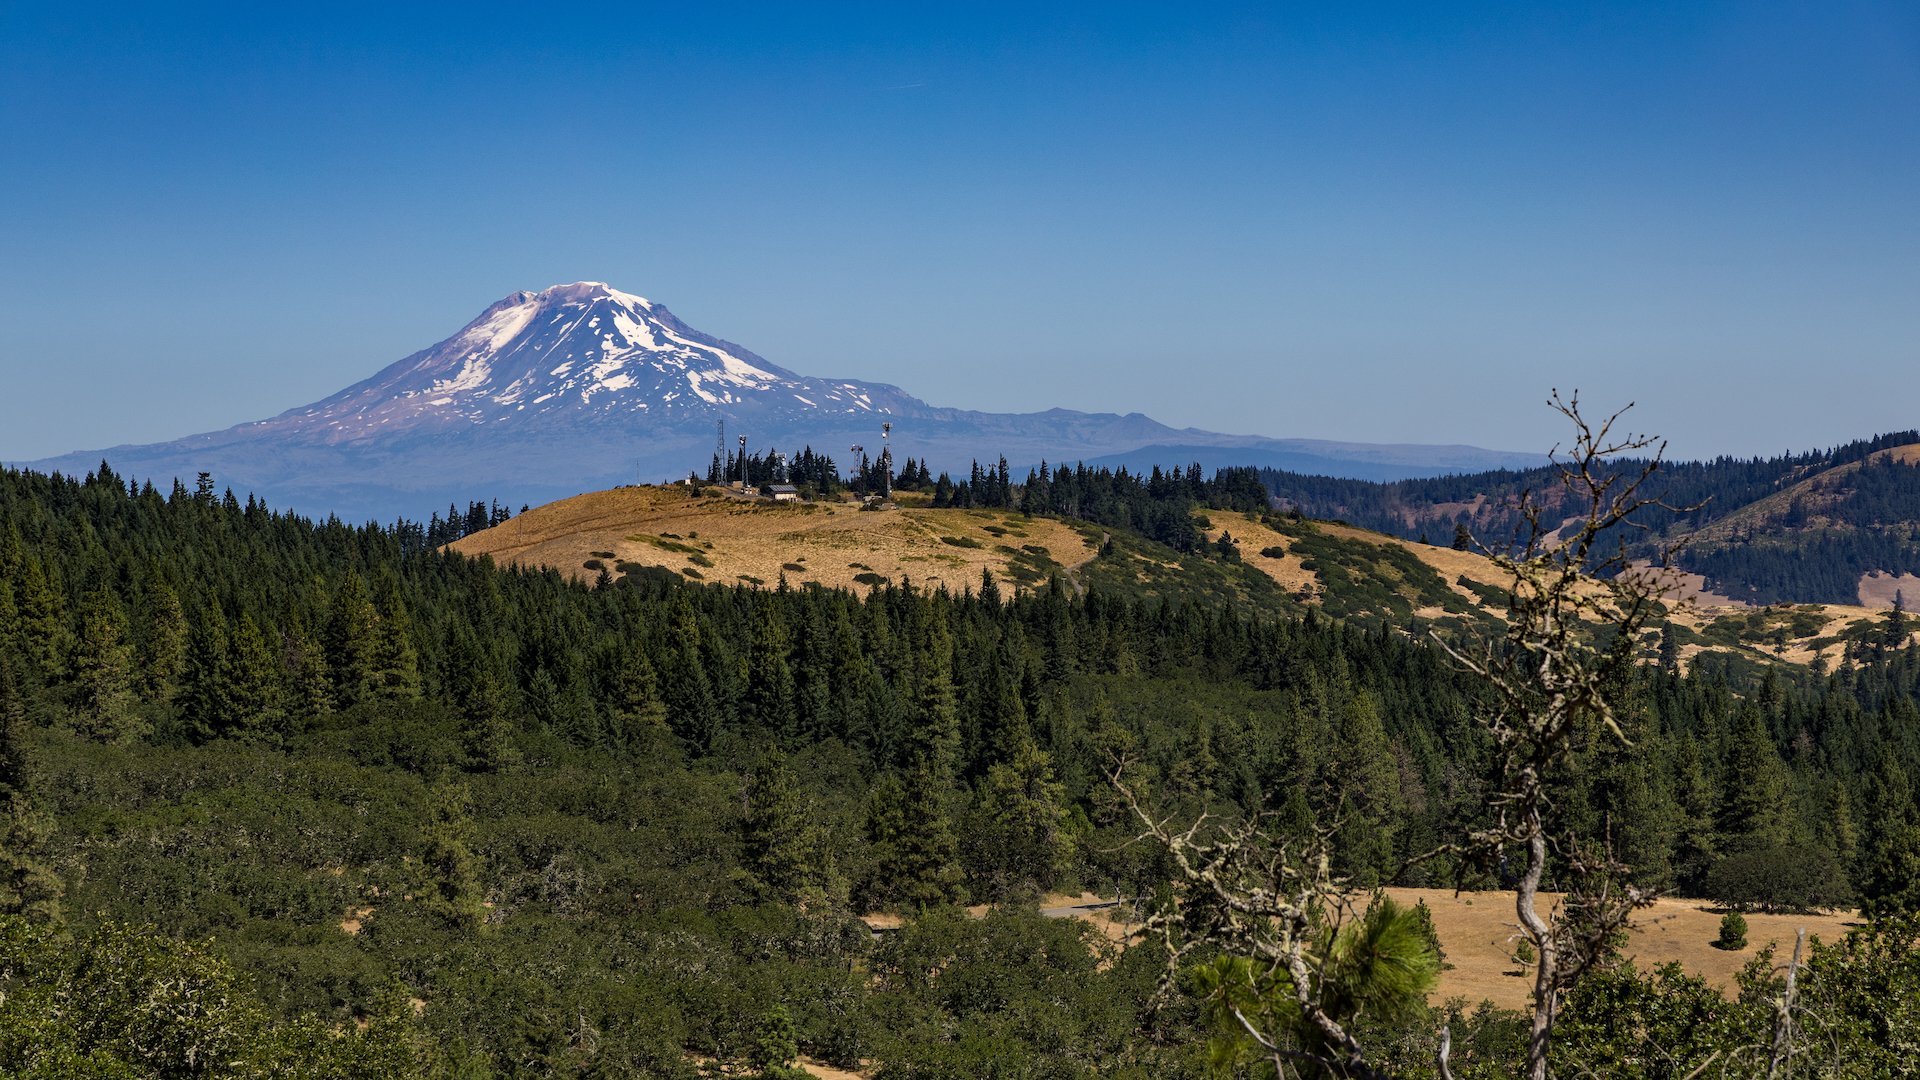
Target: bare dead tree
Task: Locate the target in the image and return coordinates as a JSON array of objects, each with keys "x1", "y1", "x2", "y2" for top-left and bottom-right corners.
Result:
[
  {"x1": 1433, "y1": 390, "x2": 1686, "y2": 1080},
  {"x1": 1107, "y1": 770, "x2": 1436, "y2": 1080},
  {"x1": 1766, "y1": 928, "x2": 1806, "y2": 1080}
]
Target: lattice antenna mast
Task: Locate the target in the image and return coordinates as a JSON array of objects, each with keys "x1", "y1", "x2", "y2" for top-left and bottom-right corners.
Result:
[
  {"x1": 881, "y1": 421, "x2": 894, "y2": 500},
  {"x1": 713, "y1": 418, "x2": 726, "y2": 482}
]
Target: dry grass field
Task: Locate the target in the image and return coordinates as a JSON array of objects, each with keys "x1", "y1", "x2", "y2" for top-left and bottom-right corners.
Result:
[
  {"x1": 855, "y1": 885, "x2": 1852, "y2": 1020},
  {"x1": 449, "y1": 485, "x2": 1099, "y2": 594},
  {"x1": 1379, "y1": 888, "x2": 1858, "y2": 1010},
  {"x1": 454, "y1": 485, "x2": 1905, "y2": 670}
]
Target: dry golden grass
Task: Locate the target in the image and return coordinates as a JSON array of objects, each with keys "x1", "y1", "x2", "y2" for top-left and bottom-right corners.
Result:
[
  {"x1": 454, "y1": 485, "x2": 1898, "y2": 669},
  {"x1": 864, "y1": 886, "x2": 1847, "y2": 1014},
  {"x1": 1381, "y1": 887, "x2": 1857, "y2": 1010},
  {"x1": 450, "y1": 485, "x2": 1098, "y2": 594}
]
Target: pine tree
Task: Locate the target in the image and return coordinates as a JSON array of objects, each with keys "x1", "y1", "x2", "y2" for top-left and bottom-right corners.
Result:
[
  {"x1": 971, "y1": 633, "x2": 1029, "y2": 776},
  {"x1": 1657, "y1": 623, "x2": 1682, "y2": 675},
  {"x1": 606, "y1": 646, "x2": 667, "y2": 749},
  {"x1": 14, "y1": 555, "x2": 69, "y2": 679},
  {"x1": 791, "y1": 605, "x2": 835, "y2": 743},
  {"x1": 369, "y1": 580, "x2": 422, "y2": 702},
  {"x1": 181, "y1": 604, "x2": 233, "y2": 743},
  {"x1": 285, "y1": 620, "x2": 335, "y2": 722},
  {"x1": 968, "y1": 737, "x2": 1072, "y2": 900},
  {"x1": 741, "y1": 752, "x2": 819, "y2": 902},
  {"x1": 1669, "y1": 738, "x2": 1720, "y2": 893},
  {"x1": 0, "y1": 657, "x2": 62, "y2": 922},
  {"x1": 447, "y1": 627, "x2": 515, "y2": 771},
  {"x1": 72, "y1": 588, "x2": 139, "y2": 743},
  {"x1": 134, "y1": 577, "x2": 188, "y2": 703},
  {"x1": 1715, "y1": 706, "x2": 1796, "y2": 855},
  {"x1": 413, "y1": 780, "x2": 487, "y2": 932},
  {"x1": 0, "y1": 579, "x2": 19, "y2": 664},
  {"x1": 748, "y1": 1004, "x2": 807, "y2": 1080},
  {"x1": 226, "y1": 612, "x2": 285, "y2": 740},
  {"x1": 864, "y1": 767, "x2": 965, "y2": 908},
  {"x1": 661, "y1": 593, "x2": 721, "y2": 750},
  {"x1": 743, "y1": 603, "x2": 796, "y2": 740},
  {"x1": 324, "y1": 569, "x2": 377, "y2": 708},
  {"x1": 1330, "y1": 690, "x2": 1403, "y2": 886},
  {"x1": 907, "y1": 606, "x2": 959, "y2": 775}
]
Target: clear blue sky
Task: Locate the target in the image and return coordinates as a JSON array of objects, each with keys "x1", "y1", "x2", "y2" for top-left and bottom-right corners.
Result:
[{"x1": 2, "y1": 2, "x2": 1915, "y2": 462}]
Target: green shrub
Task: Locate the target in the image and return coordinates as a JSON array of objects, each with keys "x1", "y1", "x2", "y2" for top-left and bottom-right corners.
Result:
[
  {"x1": 1706, "y1": 845, "x2": 1854, "y2": 913},
  {"x1": 1716, "y1": 911, "x2": 1748, "y2": 950}
]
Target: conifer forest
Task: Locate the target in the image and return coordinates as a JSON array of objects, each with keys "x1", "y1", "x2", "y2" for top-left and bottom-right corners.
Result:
[{"x1": 4, "y1": 451, "x2": 1920, "y2": 1079}]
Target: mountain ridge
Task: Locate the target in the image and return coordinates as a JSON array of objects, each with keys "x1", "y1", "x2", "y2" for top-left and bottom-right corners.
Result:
[{"x1": 15, "y1": 281, "x2": 1543, "y2": 521}]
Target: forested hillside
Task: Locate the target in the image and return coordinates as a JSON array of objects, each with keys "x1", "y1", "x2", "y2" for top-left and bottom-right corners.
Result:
[
  {"x1": 1254, "y1": 431, "x2": 1920, "y2": 604},
  {"x1": 4, "y1": 462, "x2": 1920, "y2": 1076}
]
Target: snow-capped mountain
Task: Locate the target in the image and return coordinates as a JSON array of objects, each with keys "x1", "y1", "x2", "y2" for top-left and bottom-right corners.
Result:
[
  {"x1": 18, "y1": 282, "x2": 1543, "y2": 521},
  {"x1": 284, "y1": 282, "x2": 925, "y2": 441}
]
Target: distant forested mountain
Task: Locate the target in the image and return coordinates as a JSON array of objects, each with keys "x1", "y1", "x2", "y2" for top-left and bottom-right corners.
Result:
[{"x1": 1255, "y1": 430, "x2": 1920, "y2": 604}]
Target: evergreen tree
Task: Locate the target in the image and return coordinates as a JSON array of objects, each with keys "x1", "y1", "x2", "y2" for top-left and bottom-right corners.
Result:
[
  {"x1": 226, "y1": 612, "x2": 286, "y2": 740},
  {"x1": 1715, "y1": 706, "x2": 1797, "y2": 855},
  {"x1": 0, "y1": 579, "x2": 19, "y2": 665},
  {"x1": 605, "y1": 646, "x2": 668, "y2": 748},
  {"x1": 864, "y1": 769, "x2": 965, "y2": 909},
  {"x1": 907, "y1": 607, "x2": 959, "y2": 776},
  {"x1": 747, "y1": 1004, "x2": 808, "y2": 1080},
  {"x1": 1330, "y1": 690, "x2": 1403, "y2": 886},
  {"x1": 134, "y1": 577, "x2": 187, "y2": 703},
  {"x1": 966, "y1": 738, "x2": 1072, "y2": 900},
  {"x1": 446, "y1": 626, "x2": 515, "y2": 772},
  {"x1": 1657, "y1": 623, "x2": 1682, "y2": 675},
  {"x1": 369, "y1": 581, "x2": 422, "y2": 702},
  {"x1": 13, "y1": 555, "x2": 69, "y2": 679},
  {"x1": 661, "y1": 593, "x2": 721, "y2": 750},
  {"x1": 741, "y1": 752, "x2": 820, "y2": 902},
  {"x1": 743, "y1": 603, "x2": 796, "y2": 740},
  {"x1": 72, "y1": 588, "x2": 139, "y2": 743},
  {"x1": 325, "y1": 569, "x2": 378, "y2": 708},
  {"x1": 285, "y1": 620, "x2": 335, "y2": 722},
  {"x1": 180, "y1": 603, "x2": 233, "y2": 743},
  {"x1": 0, "y1": 657, "x2": 62, "y2": 922},
  {"x1": 412, "y1": 780, "x2": 487, "y2": 932},
  {"x1": 791, "y1": 605, "x2": 835, "y2": 743}
]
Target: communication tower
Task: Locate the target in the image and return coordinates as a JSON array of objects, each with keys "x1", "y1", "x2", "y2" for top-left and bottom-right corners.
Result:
[
  {"x1": 880, "y1": 421, "x2": 894, "y2": 500},
  {"x1": 737, "y1": 434, "x2": 748, "y2": 484}
]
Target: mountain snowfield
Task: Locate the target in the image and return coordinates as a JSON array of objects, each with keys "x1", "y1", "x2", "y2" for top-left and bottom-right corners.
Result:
[
  {"x1": 291, "y1": 282, "x2": 922, "y2": 440},
  {"x1": 18, "y1": 282, "x2": 1541, "y2": 521}
]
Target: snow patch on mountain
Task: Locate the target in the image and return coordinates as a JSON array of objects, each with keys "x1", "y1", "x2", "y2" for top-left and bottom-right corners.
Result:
[{"x1": 273, "y1": 281, "x2": 922, "y2": 438}]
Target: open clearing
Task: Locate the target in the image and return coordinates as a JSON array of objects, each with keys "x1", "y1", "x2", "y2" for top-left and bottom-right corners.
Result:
[
  {"x1": 450, "y1": 485, "x2": 1098, "y2": 594},
  {"x1": 860, "y1": 887, "x2": 1854, "y2": 1014},
  {"x1": 1380, "y1": 888, "x2": 1857, "y2": 1010},
  {"x1": 455, "y1": 486, "x2": 1903, "y2": 669}
]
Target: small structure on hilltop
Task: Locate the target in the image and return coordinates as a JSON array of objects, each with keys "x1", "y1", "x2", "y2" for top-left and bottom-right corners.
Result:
[{"x1": 768, "y1": 484, "x2": 801, "y2": 503}]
